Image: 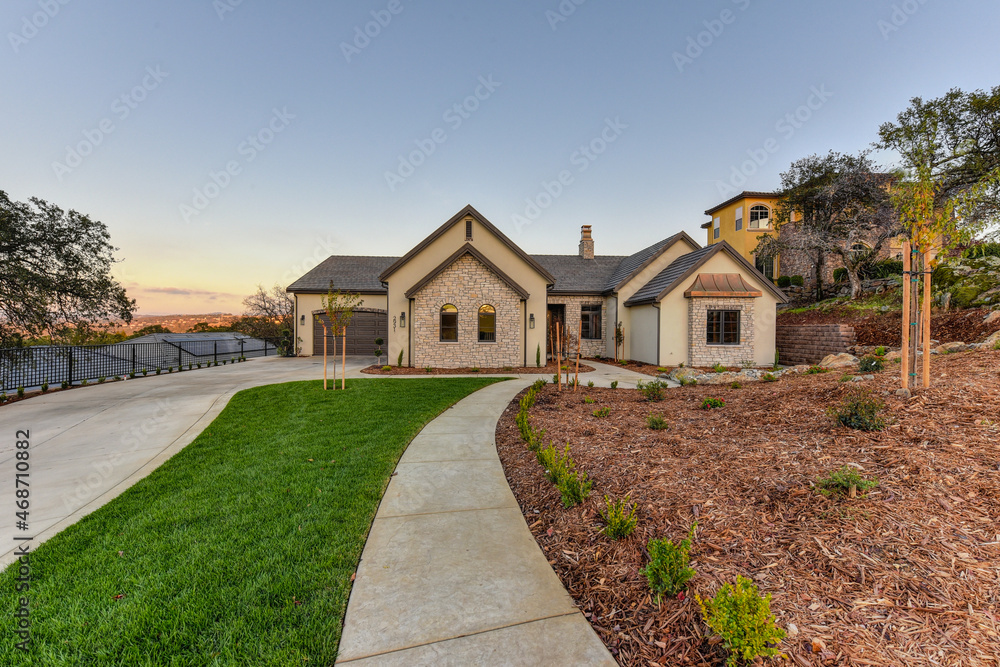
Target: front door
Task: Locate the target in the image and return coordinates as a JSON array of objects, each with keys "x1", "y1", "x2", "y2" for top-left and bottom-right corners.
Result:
[{"x1": 546, "y1": 304, "x2": 566, "y2": 360}]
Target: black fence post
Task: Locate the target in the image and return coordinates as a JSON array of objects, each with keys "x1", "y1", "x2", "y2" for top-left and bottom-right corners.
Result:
[
  {"x1": 178, "y1": 344, "x2": 183, "y2": 369},
  {"x1": 240, "y1": 340, "x2": 244, "y2": 358},
  {"x1": 131, "y1": 345, "x2": 136, "y2": 375},
  {"x1": 214, "y1": 341, "x2": 218, "y2": 364},
  {"x1": 68, "y1": 347, "x2": 74, "y2": 386}
]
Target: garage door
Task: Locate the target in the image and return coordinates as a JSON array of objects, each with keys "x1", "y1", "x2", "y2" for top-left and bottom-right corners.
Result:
[{"x1": 313, "y1": 310, "x2": 388, "y2": 356}]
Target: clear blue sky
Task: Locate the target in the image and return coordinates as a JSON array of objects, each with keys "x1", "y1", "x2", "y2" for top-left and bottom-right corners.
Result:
[{"x1": 2, "y1": 0, "x2": 997, "y2": 314}]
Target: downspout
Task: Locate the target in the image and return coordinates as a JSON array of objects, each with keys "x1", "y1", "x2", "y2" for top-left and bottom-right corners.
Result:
[
  {"x1": 653, "y1": 302, "x2": 661, "y2": 367},
  {"x1": 408, "y1": 298, "x2": 413, "y2": 367},
  {"x1": 523, "y1": 300, "x2": 528, "y2": 368}
]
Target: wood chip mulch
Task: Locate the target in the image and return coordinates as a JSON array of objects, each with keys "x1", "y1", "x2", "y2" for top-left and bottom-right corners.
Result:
[
  {"x1": 584, "y1": 358, "x2": 669, "y2": 377},
  {"x1": 360, "y1": 362, "x2": 594, "y2": 375},
  {"x1": 495, "y1": 349, "x2": 1000, "y2": 666}
]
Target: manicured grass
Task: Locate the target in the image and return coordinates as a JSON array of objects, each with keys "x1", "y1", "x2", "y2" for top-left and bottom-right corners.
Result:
[{"x1": 1, "y1": 378, "x2": 503, "y2": 666}]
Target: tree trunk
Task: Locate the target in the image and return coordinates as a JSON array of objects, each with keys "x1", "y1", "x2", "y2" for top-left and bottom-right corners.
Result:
[
  {"x1": 815, "y1": 252, "x2": 825, "y2": 301},
  {"x1": 845, "y1": 263, "x2": 862, "y2": 300}
]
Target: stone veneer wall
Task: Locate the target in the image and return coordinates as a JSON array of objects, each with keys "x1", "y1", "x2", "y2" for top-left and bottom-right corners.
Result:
[
  {"x1": 547, "y1": 296, "x2": 607, "y2": 358},
  {"x1": 688, "y1": 297, "x2": 756, "y2": 367},
  {"x1": 412, "y1": 254, "x2": 522, "y2": 368},
  {"x1": 775, "y1": 324, "x2": 855, "y2": 365}
]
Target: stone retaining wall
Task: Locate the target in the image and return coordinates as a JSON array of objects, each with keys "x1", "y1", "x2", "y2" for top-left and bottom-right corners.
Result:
[{"x1": 776, "y1": 324, "x2": 855, "y2": 365}]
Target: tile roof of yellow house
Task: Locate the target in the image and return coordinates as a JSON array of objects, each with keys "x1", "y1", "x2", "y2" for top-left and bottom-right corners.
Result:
[{"x1": 700, "y1": 191, "x2": 780, "y2": 279}]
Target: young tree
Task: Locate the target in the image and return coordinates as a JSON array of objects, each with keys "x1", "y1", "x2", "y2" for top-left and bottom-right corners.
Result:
[
  {"x1": 317, "y1": 283, "x2": 363, "y2": 390},
  {"x1": 759, "y1": 152, "x2": 902, "y2": 299},
  {"x1": 0, "y1": 192, "x2": 135, "y2": 346}
]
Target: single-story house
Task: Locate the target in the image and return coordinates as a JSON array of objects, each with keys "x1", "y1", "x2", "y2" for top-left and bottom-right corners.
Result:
[{"x1": 287, "y1": 205, "x2": 787, "y2": 368}]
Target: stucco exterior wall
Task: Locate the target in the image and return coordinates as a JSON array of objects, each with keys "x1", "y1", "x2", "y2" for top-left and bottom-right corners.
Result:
[
  {"x1": 546, "y1": 295, "x2": 607, "y2": 358},
  {"x1": 384, "y1": 213, "x2": 547, "y2": 367},
  {"x1": 629, "y1": 305, "x2": 660, "y2": 365},
  {"x1": 293, "y1": 292, "x2": 387, "y2": 356},
  {"x1": 704, "y1": 195, "x2": 780, "y2": 275},
  {"x1": 411, "y1": 254, "x2": 522, "y2": 368}
]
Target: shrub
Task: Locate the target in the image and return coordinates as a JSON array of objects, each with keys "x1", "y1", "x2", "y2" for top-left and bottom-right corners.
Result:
[
  {"x1": 531, "y1": 378, "x2": 548, "y2": 391},
  {"x1": 790, "y1": 275, "x2": 804, "y2": 287},
  {"x1": 80, "y1": 379, "x2": 88, "y2": 386},
  {"x1": 641, "y1": 524, "x2": 697, "y2": 601},
  {"x1": 805, "y1": 366, "x2": 828, "y2": 374},
  {"x1": 584, "y1": 396, "x2": 595, "y2": 404},
  {"x1": 114, "y1": 376, "x2": 122, "y2": 382},
  {"x1": 816, "y1": 465, "x2": 879, "y2": 498},
  {"x1": 536, "y1": 444, "x2": 567, "y2": 483},
  {"x1": 587, "y1": 380, "x2": 595, "y2": 388},
  {"x1": 40, "y1": 381, "x2": 49, "y2": 393},
  {"x1": 556, "y1": 468, "x2": 592, "y2": 508},
  {"x1": 618, "y1": 359, "x2": 627, "y2": 366},
  {"x1": 874, "y1": 346, "x2": 887, "y2": 357},
  {"x1": 130, "y1": 372, "x2": 136, "y2": 378},
  {"x1": 656, "y1": 367, "x2": 668, "y2": 373},
  {"x1": 382, "y1": 365, "x2": 392, "y2": 371},
  {"x1": 196, "y1": 363, "x2": 202, "y2": 369},
  {"x1": 61, "y1": 381, "x2": 69, "y2": 390},
  {"x1": 858, "y1": 356, "x2": 884, "y2": 373},
  {"x1": 526, "y1": 425, "x2": 546, "y2": 453},
  {"x1": 552, "y1": 374, "x2": 560, "y2": 384},
  {"x1": 592, "y1": 407, "x2": 611, "y2": 418},
  {"x1": 610, "y1": 380, "x2": 618, "y2": 389},
  {"x1": 503, "y1": 366, "x2": 514, "y2": 372},
  {"x1": 862, "y1": 259, "x2": 904, "y2": 279},
  {"x1": 840, "y1": 373, "x2": 854, "y2": 383},
  {"x1": 98, "y1": 377, "x2": 106, "y2": 384},
  {"x1": 636, "y1": 380, "x2": 666, "y2": 402},
  {"x1": 711, "y1": 363, "x2": 727, "y2": 373},
  {"x1": 647, "y1": 414, "x2": 669, "y2": 430},
  {"x1": 425, "y1": 366, "x2": 433, "y2": 373},
  {"x1": 730, "y1": 381, "x2": 742, "y2": 389},
  {"x1": 600, "y1": 496, "x2": 637, "y2": 540},
  {"x1": 776, "y1": 275, "x2": 791, "y2": 288},
  {"x1": 962, "y1": 241, "x2": 1000, "y2": 259},
  {"x1": 697, "y1": 576, "x2": 786, "y2": 666},
  {"x1": 188, "y1": 363, "x2": 193, "y2": 370},
  {"x1": 155, "y1": 367, "x2": 162, "y2": 375},
  {"x1": 828, "y1": 387, "x2": 887, "y2": 431},
  {"x1": 0, "y1": 392, "x2": 6, "y2": 403},
  {"x1": 740, "y1": 358, "x2": 755, "y2": 369},
  {"x1": 679, "y1": 377, "x2": 698, "y2": 386},
  {"x1": 17, "y1": 387, "x2": 25, "y2": 398},
  {"x1": 773, "y1": 350, "x2": 780, "y2": 369},
  {"x1": 701, "y1": 397, "x2": 725, "y2": 410},
  {"x1": 833, "y1": 267, "x2": 848, "y2": 283},
  {"x1": 470, "y1": 367, "x2": 480, "y2": 373},
  {"x1": 397, "y1": 349, "x2": 404, "y2": 367},
  {"x1": 994, "y1": 339, "x2": 1000, "y2": 351},
  {"x1": 761, "y1": 372, "x2": 777, "y2": 382}
]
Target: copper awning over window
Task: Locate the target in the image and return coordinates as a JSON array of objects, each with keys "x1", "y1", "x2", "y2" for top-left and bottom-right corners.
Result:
[{"x1": 684, "y1": 273, "x2": 763, "y2": 298}]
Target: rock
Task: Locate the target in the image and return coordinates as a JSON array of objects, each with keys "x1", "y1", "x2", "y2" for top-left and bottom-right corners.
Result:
[
  {"x1": 884, "y1": 350, "x2": 902, "y2": 361},
  {"x1": 984, "y1": 330, "x2": 1000, "y2": 347},
  {"x1": 668, "y1": 367, "x2": 700, "y2": 383},
  {"x1": 895, "y1": 388, "x2": 912, "y2": 398},
  {"x1": 863, "y1": 374, "x2": 875, "y2": 381},
  {"x1": 935, "y1": 342, "x2": 968, "y2": 354},
  {"x1": 698, "y1": 371, "x2": 743, "y2": 386},
  {"x1": 985, "y1": 310, "x2": 1000, "y2": 326},
  {"x1": 787, "y1": 365, "x2": 811, "y2": 374},
  {"x1": 787, "y1": 623, "x2": 798, "y2": 637},
  {"x1": 819, "y1": 353, "x2": 859, "y2": 369}
]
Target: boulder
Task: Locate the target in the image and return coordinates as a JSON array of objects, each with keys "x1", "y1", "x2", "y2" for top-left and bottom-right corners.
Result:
[
  {"x1": 697, "y1": 371, "x2": 744, "y2": 386},
  {"x1": 819, "y1": 353, "x2": 859, "y2": 369},
  {"x1": 985, "y1": 310, "x2": 1000, "y2": 327},
  {"x1": 786, "y1": 365, "x2": 812, "y2": 374},
  {"x1": 668, "y1": 367, "x2": 701, "y2": 383},
  {"x1": 884, "y1": 350, "x2": 902, "y2": 362},
  {"x1": 984, "y1": 330, "x2": 1000, "y2": 347},
  {"x1": 935, "y1": 342, "x2": 968, "y2": 354}
]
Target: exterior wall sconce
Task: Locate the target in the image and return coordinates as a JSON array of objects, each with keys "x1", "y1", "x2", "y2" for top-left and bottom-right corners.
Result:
[
  {"x1": 300, "y1": 315, "x2": 305, "y2": 326},
  {"x1": 529, "y1": 313, "x2": 535, "y2": 329},
  {"x1": 400, "y1": 312, "x2": 406, "y2": 328}
]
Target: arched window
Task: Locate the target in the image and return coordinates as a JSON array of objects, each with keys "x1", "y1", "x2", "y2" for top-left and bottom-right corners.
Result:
[
  {"x1": 755, "y1": 254, "x2": 775, "y2": 281},
  {"x1": 849, "y1": 243, "x2": 871, "y2": 260},
  {"x1": 478, "y1": 305, "x2": 496, "y2": 342},
  {"x1": 440, "y1": 304, "x2": 458, "y2": 341},
  {"x1": 749, "y1": 205, "x2": 770, "y2": 229}
]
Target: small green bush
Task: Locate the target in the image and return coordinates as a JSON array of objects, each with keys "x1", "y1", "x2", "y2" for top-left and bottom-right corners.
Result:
[
  {"x1": 552, "y1": 374, "x2": 560, "y2": 384},
  {"x1": 776, "y1": 275, "x2": 791, "y2": 288},
  {"x1": 155, "y1": 367, "x2": 162, "y2": 375},
  {"x1": 98, "y1": 376, "x2": 106, "y2": 384},
  {"x1": 469, "y1": 367, "x2": 480, "y2": 373},
  {"x1": 536, "y1": 444, "x2": 567, "y2": 484},
  {"x1": 641, "y1": 524, "x2": 697, "y2": 601},
  {"x1": 584, "y1": 396, "x2": 595, "y2": 404},
  {"x1": 828, "y1": 387, "x2": 887, "y2": 431},
  {"x1": 697, "y1": 576, "x2": 786, "y2": 666},
  {"x1": 679, "y1": 377, "x2": 698, "y2": 386},
  {"x1": 0, "y1": 392, "x2": 7, "y2": 403},
  {"x1": 397, "y1": 349, "x2": 404, "y2": 367},
  {"x1": 740, "y1": 358, "x2": 755, "y2": 369},
  {"x1": 587, "y1": 380, "x2": 595, "y2": 388},
  {"x1": 129, "y1": 372, "x2": 136, "y2": 378},
  {"x1": 610, "y1": 380, "x2": 618, "y2": 389},
  {"x1": 526, "y1": 426, "x2": 546, "y2": 453},
  {"x1": 532, "y1": 378, "x2": 548, "y2": 391},
  {"x1": 592, "y1": 407, "x2": 611, "y2": 418},
  {"x1": 805, "y1": 366, "x2": 828, "y2": 374},
  {"x1": 994, "y1": 339, "x2": 1000, "y2": 351},
  {"x1": 40, "y1": 381, "x2": 49, "y2": 393},
  {"x1": 600, "y1": 496, "x2": 637, "y2": 540},
  {"x1": 618, "y1": 359, "x2": 627, "y2": 366},
  {"x1": 656, "y1": 367, "x2": 669, "y2": 373},
  {"x1": 636, "y1": 379, "x2": 666, "y2": 401},
  {"x1": 761, "y1": 372, "x2": 777, "y2": 383},
  {"x1": 711, "y1": 363, "x2": 727, "y2": 373},
  {"x1": 425, "y1": 366, "x2": 433, "y2": 373},
  {"x1": 790, "y1": 275, "x2": 804, "y2": 287},
  {"x1": 840, "y1": 373, "x2": 854, "y2": 383},
  {"x1": 17, "y1": 387, "x2": 25, "y2": 398},
  {"x1": 730, "y1": 381, "x2": 742, "y2": 389},
  {"x1": 536, "y1": 344, "x2": 541, "y2": 368},
  {"x1": 701, "y1": 397, "x2": 725, "y2": 410},
  {"x1": 647, "y1": 414, "x2": 669, "y2": 430},
  {"x1": 80, "y1": 379, "x2": 88, "y2": 386},
  {"x1": 114, "y1": 376, "x2": 122, "y2": 381},
  {"x1": 858, "y1": 356, "x2": 884, "y2": 373},
  {"x1": 503, "y1": 366, "x2": 514, "y2": 372},
  {"x1": 556, "y1": 468, "x2": 592, "y2": 508},
  {"x1": 833, "y1": 267, "x2": 848, "y2": 282},
  {"x1": 874, "y1": 346, "x2": 887, "y2": 357},
  {"x1": 817, "y1": 465, "x2": 879, "y2": 498},
  {"x1": 61, "y1": 381, "x2": 69, "y2": 390},
  {"x1": 196, "y1": 363, "x2": 202, "y2": 369}
]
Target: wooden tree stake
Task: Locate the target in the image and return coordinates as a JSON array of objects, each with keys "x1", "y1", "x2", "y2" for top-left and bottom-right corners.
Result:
[
  {"x1": 342, "y1": 327, "x2": 347, "y2": 391},
  {"x1": 556, "y1": 322, "x2": 562, "y2": 392},
  {"x1": 922, "y1": 249, "x2": 931, "y2": 389},
  {"x1": 575, "y1": 317, "x2": 582, "y2": 391},
  {"x1": 901, "y1": 242, "x2": 911, "y2": 390},
  {"x1": 323, "y1": 323, "x2": 329, "y2": 391}
]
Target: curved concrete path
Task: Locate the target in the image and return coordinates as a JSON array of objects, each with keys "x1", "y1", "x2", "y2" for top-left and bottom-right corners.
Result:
[
  {"x1": 335, "y1": 379, "x2": 617, "y2": 666},
  {"x1": 0, "y1": 355, "x2": 357, "y2": 567}
]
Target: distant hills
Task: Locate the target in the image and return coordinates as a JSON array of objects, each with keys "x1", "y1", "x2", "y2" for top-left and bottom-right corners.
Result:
[{"x1": 114, "y1": 313, "x2": 239, "y2": 334}]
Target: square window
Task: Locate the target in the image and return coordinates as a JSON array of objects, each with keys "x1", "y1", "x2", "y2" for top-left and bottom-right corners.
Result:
[
  {"x1": 581, "y1": 304, "x2": 602, "y2": 340},
  {"x1": 707, "y1": 310, "x2": 740, "y2": 346}
]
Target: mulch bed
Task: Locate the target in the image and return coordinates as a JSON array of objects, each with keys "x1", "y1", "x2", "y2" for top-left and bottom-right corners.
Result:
[
  {"x1": 496, "y1": 349, "x2": 1000, "y2": 666},
  {"x1": 360, "y1": 362, "x2": 594, "y2": 375},
  {"x1": 585, "y1": 358, "x2": 670, "y2": 377},
  {"x1": 778, "y1": 304, "x2": 997, "y2": 347}
]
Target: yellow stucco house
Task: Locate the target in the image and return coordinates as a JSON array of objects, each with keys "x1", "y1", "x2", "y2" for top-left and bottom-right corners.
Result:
[
  {"x1": 700, "y1": 191, "x2": 781, "y2": 280},
  {"x1": 288, "y1": 205, "x2": 787, "y2": 368}
]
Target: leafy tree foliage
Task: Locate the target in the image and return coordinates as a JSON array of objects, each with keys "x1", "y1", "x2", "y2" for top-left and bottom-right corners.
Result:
[
  {"x1": 232, "y1": 284, "x2": 294, "y2": 345},
  {"x1": 758, "y1": 152, "x2": 901, "y2": 299},
  {"x1": 0, "y1": 191, "x2": 135, "y2": 347}
]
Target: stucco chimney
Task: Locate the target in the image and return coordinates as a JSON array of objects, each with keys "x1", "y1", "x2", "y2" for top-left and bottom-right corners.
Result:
[{"x1": 579, "y1": 225, "x2": 595, "y2": 260}]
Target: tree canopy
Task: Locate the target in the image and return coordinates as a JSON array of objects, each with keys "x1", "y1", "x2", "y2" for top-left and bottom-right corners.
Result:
[{"x1": 0, "y1": 191, "x2": 135, "y2": 347}]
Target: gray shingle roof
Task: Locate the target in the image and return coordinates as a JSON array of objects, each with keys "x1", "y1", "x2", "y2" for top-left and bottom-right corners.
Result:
[
  {"x1": 287, "y1": 256, "x2": 398, "y2": 293},
  {"x1": 624, "y1": 245, "x2": 719, "y2": 305},
  {"x1": 531, "y1": 255, "x2": 626, "y2": 293},
  {"x1": 604, "y1": 232, "x2": 688, "y2": 291}
]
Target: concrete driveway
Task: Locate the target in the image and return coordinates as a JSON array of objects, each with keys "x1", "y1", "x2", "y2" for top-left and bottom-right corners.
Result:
[{"x1": 0, "y1": 355, "x2": 368, "y2": 567}]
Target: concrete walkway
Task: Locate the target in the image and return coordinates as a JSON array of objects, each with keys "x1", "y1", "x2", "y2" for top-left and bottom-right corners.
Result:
[
  {"x1": 335, "y1": 379, "x2": 617, "y2": 666},
  {"x1": 0, "y1": 355, "x2": 360, "y2": 567}
]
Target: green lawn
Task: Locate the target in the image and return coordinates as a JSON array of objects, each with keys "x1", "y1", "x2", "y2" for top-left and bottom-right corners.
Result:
[{"x1": 2, "y1": 378, "x2": 503, "y2": 666}]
